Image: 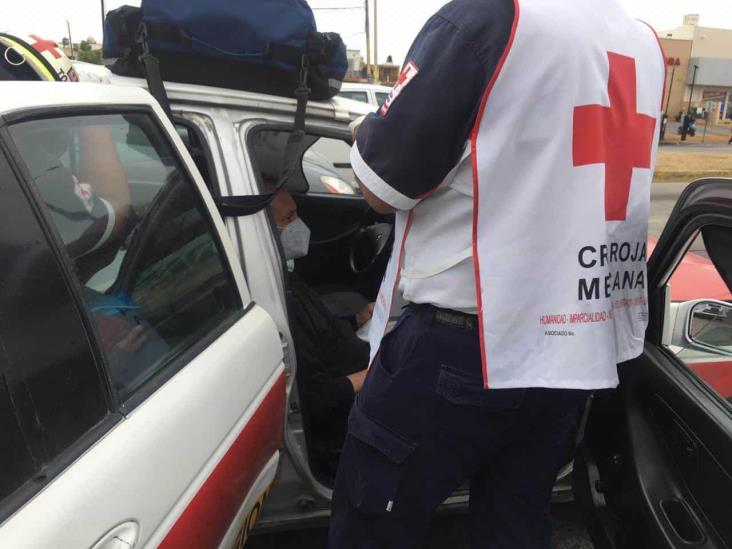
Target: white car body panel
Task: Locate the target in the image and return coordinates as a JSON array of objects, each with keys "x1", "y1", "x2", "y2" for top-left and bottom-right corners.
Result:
[
  {"x1": 0, "y1": 82, "x2": 284, "y2": 547},
  {"x1": 339, "y1": 82, "x2": 393, "y2": 107},
  {"x1": 0, "y1": 308, "x2": 283, "y2": 548}
]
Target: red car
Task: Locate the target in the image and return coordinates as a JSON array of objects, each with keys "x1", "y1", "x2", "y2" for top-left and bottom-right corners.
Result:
[{"x1": 649, "y1": 236, "x2": 732, "y2": 399}]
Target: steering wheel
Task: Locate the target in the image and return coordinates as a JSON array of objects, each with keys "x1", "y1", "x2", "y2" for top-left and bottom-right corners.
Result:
[{"x1": 349, "y1": 223, "x2": 394, "y2": 275}]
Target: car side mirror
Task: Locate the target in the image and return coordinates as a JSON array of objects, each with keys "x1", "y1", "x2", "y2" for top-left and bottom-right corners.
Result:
[{"x1": 671, "y1": 299, "x2": 732, "y2": 357}]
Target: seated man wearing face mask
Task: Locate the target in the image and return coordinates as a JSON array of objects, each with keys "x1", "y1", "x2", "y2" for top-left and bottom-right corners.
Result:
[{"x1": 268, "y1": 183, "x2": 372, "y2": 476}]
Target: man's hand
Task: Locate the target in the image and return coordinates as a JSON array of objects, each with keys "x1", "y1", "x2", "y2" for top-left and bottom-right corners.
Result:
[
  {"x1": 347, "y1": 369, "x2": 369, "y2": 394},
  {"x1": 349, "y1": 115, "x2": 366, "y2": 142},
  {"x1": 356, "y1": 303, "x2": 375, "y2": 328}
]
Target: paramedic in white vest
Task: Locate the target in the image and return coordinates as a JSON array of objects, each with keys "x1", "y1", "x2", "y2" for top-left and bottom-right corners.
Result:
[{"x1": 328, "y1": 0, "x2": 665, "y2": 547}]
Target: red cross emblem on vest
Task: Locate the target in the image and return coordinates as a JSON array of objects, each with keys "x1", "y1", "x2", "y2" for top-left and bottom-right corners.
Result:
[{"x1": 573, "y1": 52, "x2": 656, "y2": 222}]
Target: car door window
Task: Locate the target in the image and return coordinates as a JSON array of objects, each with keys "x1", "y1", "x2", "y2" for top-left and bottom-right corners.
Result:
[
  {"x1": 8, "y1": 112, "x2": 241, "y2": 402},
  {"x1": 303, "y1": 137, "x2": 359, "y2": 195},
  {"x1": 251, "y1": 129, "x2": 359, "y2": 196},
  {"x1": 174, "y1": 120, "x2": 219, "y2": 195},
  {"x1": 375, "y1": 92, "x2": 390, "y2": 107},
  {"x1": 339, "y1": 91, "x2": 369, "y2": 104},
  {"x1": 0, "y1": 150, "x2": 108, "y2": 512},
  {"x1": 663, "y1": 226, "x2": 732, "y2": 405}
]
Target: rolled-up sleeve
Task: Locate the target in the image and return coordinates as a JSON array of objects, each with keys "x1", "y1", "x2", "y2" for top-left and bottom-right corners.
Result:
[{"x1": 352, "y1": 0, "x2": 515, "y2": 210}]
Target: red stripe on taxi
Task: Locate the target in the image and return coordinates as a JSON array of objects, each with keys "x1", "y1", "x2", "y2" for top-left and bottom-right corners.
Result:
[{"x1": 159, "y1": 373, "x2": 286, "y2": 549}]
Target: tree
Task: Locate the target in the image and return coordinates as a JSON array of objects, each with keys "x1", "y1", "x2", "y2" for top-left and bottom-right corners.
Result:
[
  {"x1": 77, "y1": 48, "x2": 102, "y2": 65},
  {"x1": 79, "y1": 40, "x2": 92, "y2": 52}
]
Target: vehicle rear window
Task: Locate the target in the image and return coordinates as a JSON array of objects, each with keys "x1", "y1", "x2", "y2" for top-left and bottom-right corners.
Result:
[
  {"x1": 339, "y1": 91, "x2": 369, "y2": 104},
  {"x1": 375, "y1": 92, "x2": 390, "y2": 107},
  {"x1": 9, "y1": 112, "x2": 242, "y2": 402}
]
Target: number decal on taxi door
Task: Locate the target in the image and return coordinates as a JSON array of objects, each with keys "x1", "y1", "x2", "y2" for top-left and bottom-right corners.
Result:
[{"x1": 234, "y1": 487, "x2": 271, "y2": 548}]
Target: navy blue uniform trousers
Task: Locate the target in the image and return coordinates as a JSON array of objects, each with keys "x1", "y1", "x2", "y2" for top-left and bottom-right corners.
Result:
[{"x1": 328, "y1": 307, "x2": 591, "y2": 549}]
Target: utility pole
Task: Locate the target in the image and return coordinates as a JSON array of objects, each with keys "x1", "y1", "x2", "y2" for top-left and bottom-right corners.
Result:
[
  {"x1": 66, "y1": 20, "x2": 74, "y2": 60},
  {"x1": 681, "y1": 64, "x2": 699, "y2": 141},
  {"x1": 664, "y1": 60, "x2": 678, "y2": 117},
  {"x1": 100, "y1": 0, "x2": 106, "y2": 36},
  {"x1": 661, "y1": 57, "x2": 679, "y2": 141},
  {"x1": 373, "y1": 0, "x2": 378, "y2": 80},
  {"x1": 702, "y1": 109, "x2": 709, "y2": 143},
  {"x1": 364, "y1": 0, "x2": 371, "y2": 82}
]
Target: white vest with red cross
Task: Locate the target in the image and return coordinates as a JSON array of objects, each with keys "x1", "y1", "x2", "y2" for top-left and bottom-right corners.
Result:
[{"x1": 368, "y1": 0, "x2": 666, "y2": 390}]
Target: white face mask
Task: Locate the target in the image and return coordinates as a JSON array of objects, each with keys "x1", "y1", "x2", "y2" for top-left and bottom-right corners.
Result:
[{"x1": 280, "y1": 218, "x2": 311, "y2": 260}]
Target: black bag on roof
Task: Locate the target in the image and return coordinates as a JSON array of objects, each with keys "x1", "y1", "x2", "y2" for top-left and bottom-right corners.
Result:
[{"x1": 103, "y1": 0, "x2": 348, "y2": 101}]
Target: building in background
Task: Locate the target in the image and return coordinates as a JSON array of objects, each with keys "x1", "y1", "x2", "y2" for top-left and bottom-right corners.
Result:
[
  {"x1": 659, "y1": 14, "x2": 732, "y2": 123},
  {"x1": 346, "y1": 49, "x2": 366, "y2": 81},
  {"x1": 374, "y1": 56, "x2": 399, "y2": 85},
  {"x1": 345, "y1": 49, "x2": 398, "y2": 85}
]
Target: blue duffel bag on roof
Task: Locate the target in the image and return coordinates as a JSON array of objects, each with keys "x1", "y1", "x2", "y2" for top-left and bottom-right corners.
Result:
[{"x1": 103, "y1": 0, "x2": 348, "y2": 100}]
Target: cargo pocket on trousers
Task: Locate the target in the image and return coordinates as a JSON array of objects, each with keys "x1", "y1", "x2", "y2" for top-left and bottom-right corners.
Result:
[
  {"x1": 436, "y1": 364, "x2": 526, "y2": 408},
  {"x1": 343, "y1": 405, "x2": 417, "y2": 515}
]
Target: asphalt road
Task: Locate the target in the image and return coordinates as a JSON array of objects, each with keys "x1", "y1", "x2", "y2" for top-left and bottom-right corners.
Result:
[
  {"x1": 248, "y1": 183, "x2": 692, "y2": 549},
  {"x1": 650, "y1": 181, "x2": 710, "y2": 256},
  {"x1": 649, "y1": 181, "x2": 686, "y2": 238}
]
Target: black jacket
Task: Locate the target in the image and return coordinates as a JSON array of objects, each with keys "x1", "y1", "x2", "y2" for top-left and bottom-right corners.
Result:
[{"x1": 288, "y1": 273, "x2": 369, "y2": 423}]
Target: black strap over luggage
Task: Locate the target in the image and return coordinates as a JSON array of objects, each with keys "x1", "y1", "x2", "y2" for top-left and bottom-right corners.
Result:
[
  {"x1": 111, "y1": 0, "x2": 340, "y2": 216},
  {"x1": 215, "y1": 57, "x2": 312, "y2": 216}
]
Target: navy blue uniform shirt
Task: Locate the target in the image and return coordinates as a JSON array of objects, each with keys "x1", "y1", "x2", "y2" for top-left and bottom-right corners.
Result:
[{"x1": 353, "y1": 0, "x2": 516, "y2": 210}]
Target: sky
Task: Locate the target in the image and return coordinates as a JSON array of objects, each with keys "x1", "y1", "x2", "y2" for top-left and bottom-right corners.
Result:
[{"x1": 2, "y1": 0, "x2": 732, "y2": 65}]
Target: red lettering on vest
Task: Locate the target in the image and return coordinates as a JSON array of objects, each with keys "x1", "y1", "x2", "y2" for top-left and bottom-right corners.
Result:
[{"x1": 573, "y1": 52, "x2": 656, "y2": 221}]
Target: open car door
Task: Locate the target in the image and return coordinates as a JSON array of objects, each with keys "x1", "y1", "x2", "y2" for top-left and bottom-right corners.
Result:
[{"x1": 575, "y1": 178, "x2": 732, "y2": 549}]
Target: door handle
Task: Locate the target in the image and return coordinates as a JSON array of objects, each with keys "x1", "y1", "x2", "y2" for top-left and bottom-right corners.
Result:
[
  {"x1": 660, "y1": 500, "x2": 704, "y2": 545},
  {"x1": 91, "y1": 521, "x2": 140, "y2": 549}
]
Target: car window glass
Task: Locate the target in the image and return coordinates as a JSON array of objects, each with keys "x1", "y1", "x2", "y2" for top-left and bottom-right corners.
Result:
[
  {"x1": 250, "y1": 129, "x2": 311, "y2": 194},
  {"x1": 375, "y1": 92, "x2": 390, "y2": 107},
  {"x1": 174, "y1": 122, "x2": 216, "y2": 194},
  {"x1": 303, "y1": 137, "x2": 359, "y2": 196},
  {"x1": 0, "y1": 151, "x2": 107, "y2": 507},
  {"x1": 664, "y1": 228, "x2": 732, "y2": 407},
  {"x1": 250, "y1": 130, "x2": 357, "y2": 196},
  {"x1": 339, "y1": 91, "x2": 369, "y2": 104},
  {"x1": 9, "y1": 113, "x2": 241, "y2": 402}
]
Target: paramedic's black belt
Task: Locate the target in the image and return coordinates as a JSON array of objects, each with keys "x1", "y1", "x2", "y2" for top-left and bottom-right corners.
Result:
[{"x1": 408, "y1": 303, "x2": 479, "y2": 335}]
